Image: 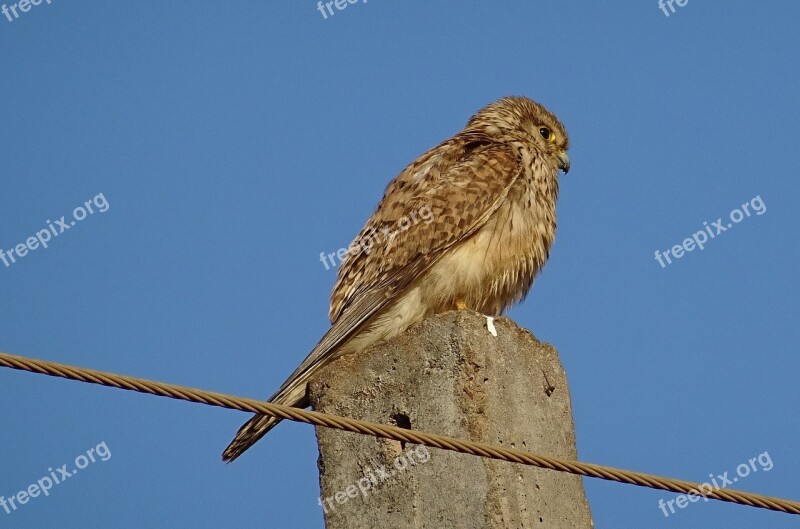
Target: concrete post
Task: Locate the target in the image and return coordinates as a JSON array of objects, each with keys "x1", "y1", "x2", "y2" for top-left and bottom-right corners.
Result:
[{"x1": 309, "y1": 311, "x2": 593, "y2": 529}]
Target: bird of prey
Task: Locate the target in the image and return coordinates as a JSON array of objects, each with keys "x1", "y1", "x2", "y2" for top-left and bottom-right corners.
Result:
[{"x1": 223, "y1": 96, "x2": 570, "y2": 461}]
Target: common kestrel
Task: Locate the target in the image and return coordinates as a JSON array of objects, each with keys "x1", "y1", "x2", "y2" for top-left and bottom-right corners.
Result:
[{"x1": 223, "y1": 96, "x2": 570, "y2": 461}]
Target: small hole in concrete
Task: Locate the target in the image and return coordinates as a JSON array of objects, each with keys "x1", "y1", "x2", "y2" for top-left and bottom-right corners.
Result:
[{"x1": 391, "y1": 413, "x2": 412, "y2": 450}]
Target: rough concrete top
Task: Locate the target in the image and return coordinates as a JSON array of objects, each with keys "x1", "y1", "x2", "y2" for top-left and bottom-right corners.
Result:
[{"x1": 310, "y1": 311, "x2": 593, "y2": 529}]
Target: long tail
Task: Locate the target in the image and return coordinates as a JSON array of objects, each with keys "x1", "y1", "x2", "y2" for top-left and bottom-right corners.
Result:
[
  {"x1": 222, "y1": 379, "x2": 309, "y2": 462},
  {"x1": 222, "y1": 288, "x2": 391, "y2": 462},
  {"x1": 223, "y1": 338, "x2": 340, "y2": 462}
]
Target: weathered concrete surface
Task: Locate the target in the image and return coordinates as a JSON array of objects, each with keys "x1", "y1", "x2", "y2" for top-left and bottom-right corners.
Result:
[{"x1": 309, "y1": 311, "x2": 593, "y2": 529}]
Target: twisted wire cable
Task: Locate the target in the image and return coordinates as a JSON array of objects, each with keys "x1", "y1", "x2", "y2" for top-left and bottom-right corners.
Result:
[{"x1": 0, "y1": 351, "x2": 797, "y2": 516}]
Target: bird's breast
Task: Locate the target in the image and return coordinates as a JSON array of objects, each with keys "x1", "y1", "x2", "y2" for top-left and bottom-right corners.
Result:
[{"x1": 420, "y1": 171, "x2": 558, "y2": 316}]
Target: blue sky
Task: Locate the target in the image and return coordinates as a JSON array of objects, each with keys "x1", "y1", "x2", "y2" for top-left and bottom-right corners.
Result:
[{"x1": 1, "y1": 1, "x2": 798, "y2": 527}]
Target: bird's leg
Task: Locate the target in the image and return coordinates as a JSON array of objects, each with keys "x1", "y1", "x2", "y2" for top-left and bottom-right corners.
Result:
[{"x1": 454, "y1": 298, "x2": 469, "y2": 310}]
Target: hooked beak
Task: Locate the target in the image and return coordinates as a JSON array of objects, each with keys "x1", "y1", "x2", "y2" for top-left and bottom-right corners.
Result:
[{"x1": 557, "y1": 150, "x2": 570, "y2": 174}]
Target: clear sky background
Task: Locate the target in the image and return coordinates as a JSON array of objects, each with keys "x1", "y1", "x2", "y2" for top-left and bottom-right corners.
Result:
[{"x1": 1, "y1": 1, "x2": 798, "y2": 528}]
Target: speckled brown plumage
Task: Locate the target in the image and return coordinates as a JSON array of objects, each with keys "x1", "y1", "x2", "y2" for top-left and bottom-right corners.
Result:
[{"x1": 223, "y1": 96, "x2": 570, "y2": 461}]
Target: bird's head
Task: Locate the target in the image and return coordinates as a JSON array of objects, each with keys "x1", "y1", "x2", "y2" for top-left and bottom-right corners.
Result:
[{"x1": 466, "y1": 96, "x2": 570, "y2": 174}]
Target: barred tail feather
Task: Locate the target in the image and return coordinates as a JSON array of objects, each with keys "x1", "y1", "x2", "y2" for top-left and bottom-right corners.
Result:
[{"x1": 222, "y1": 381, "x2": 308, "y2": 462}]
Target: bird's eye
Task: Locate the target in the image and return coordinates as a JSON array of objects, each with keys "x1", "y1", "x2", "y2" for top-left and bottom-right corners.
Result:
[{"x1": 539, "y1": 127, "x2": 556, "y2": 143}]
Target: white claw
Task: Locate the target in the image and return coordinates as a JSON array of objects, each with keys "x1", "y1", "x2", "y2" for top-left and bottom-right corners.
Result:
[{"x1": 485, "y1": 316, "x2": 497, "y2": 337}]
